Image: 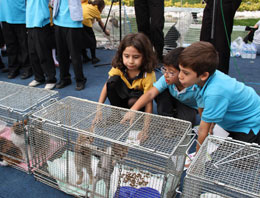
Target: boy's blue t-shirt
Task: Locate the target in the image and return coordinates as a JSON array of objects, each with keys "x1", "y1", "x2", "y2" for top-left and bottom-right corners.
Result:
[
  {"x1": 53, "y1": 0, "x2": 83, "y2": 28},
  {"x1": 198, "y1": 70, "x2": 260, "y2": 134},
  {"x1": 26, "y1": 0, "x2": 50, "y2": 28},
  {"x1": 154, "y1": 75, "x2": 201, "y2": 109},
  {"x1": 0, "y1": 0, "x2": 26, "y2": 23}
]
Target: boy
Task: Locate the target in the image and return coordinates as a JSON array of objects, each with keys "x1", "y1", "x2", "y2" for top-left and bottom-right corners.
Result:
[
  {"x1": 178, "y1": 41, "x2": 260, "y2": 152},
  {"x1": 52, "y1": 0, "x2": 87, "y2": 91},
  {"x1": 121, "y1": 48, "x2": 201, "y2": 127}
]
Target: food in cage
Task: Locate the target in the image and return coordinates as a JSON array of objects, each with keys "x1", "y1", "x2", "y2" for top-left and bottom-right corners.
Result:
[
  {"x1": 74, "y1": 133, "x2": 94, "y2": 185},
  {"x1": 0, "y1": 136, "x2": 23, "y2": 166},
  {"x1": 10, "y1": 120, "x2": 29, "y2": 160},
  {"x1": 92, "y1": 143, "x2": 128, "y2": 198}
]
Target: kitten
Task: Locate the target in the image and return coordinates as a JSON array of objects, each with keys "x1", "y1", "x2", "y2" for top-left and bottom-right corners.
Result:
[
  {"x1": 92, "y1": 143, "x2": 128, "y2": 198},
  {"x1": 0, "y1": 136, "x2": 23, "y2": 166},
  {"x1": 74, "y1": 133, "x2": 94, "y2": 185},
  {"x1": 10, "y1": 120, "x2": 29, "y2": 160}
]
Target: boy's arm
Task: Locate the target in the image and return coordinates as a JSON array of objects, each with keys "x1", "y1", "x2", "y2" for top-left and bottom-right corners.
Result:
[
  {"x1": 131, "y1": 87, "x2": 159, "y2": 111},
  {"x1": 121, "y1": 87, "x2": 159, "y2": 125},
  {"x1": 196, "y1": 120, "x2": 211, "y2": 153}
]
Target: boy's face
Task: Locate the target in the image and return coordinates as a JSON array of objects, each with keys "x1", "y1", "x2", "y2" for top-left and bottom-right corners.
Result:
[
  {"x1": 161, "y1": 65, "x2": 180, "y2": 85},
  {"x1": 179, "y1": 65, "x2": 203, "y2": 87}
]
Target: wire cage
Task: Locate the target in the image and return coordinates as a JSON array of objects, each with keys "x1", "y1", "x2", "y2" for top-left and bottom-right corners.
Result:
[
  {"x1": 0, "y1": 81, "x2": 58, "y2": 173},
  {"x1": 182, "y1": 135, "x2": 260, "y2": 198},
  {"x1": 29, "y1": 96, "x2": 192, "y2": 198},
  {"x1": 94, "y1": 6, "x2": 203, "y2": 52}
]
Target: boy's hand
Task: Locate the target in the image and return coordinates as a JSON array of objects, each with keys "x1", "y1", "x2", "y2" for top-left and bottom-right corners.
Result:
[{"x1": 120, "y1": 111, "x2": 136, "y2": 125}]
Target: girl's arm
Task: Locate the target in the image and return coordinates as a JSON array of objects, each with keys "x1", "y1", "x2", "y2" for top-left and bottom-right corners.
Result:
[
  {"x1": 92, "y1": 83, "x2": 107, "y2": 125},
  {"x1": 97, "y1": 18, "x2": 110, "y2": 36},
  {"x1": 98, "y1": 83, "x2": 107, "y2": 103}
]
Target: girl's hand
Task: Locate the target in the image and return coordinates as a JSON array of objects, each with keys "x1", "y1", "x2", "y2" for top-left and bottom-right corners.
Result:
[
  {"x1": 137, "y1": 130, "x2": 148, "y2": 143},
  {"x1": 92, "y1": 111, "x2": 103, "y2": 125},
  {"x1": 105, "y1": 30, "x2": 110, "y2": 36},
  {"x1": 120, "y1": 111, "x2": 135, "y2": 125}
]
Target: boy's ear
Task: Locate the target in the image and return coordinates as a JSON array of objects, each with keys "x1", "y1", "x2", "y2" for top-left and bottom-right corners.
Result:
[{"x1": 199, "y1": 72, "x2": 209, "y2": 81}]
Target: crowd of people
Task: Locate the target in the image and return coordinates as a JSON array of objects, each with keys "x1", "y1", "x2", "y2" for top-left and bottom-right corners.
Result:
[{"x1": 0, "y1": 0, "x2": 259, "y2": 152}]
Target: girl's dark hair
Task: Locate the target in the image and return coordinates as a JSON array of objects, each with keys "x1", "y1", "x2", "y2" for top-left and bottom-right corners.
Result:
[
  {"x1": 88, "y1": 0, "x2": 105, "y2": 12},
  {"x1": 178, "y1": 41, "x2": 219, "y2": 76},
  {"x1": 112, "y1": 33, "x2": 157, "y2": 73},
  {"x1": 163, "y1": 47, "x2": 185, "y2": 71}
]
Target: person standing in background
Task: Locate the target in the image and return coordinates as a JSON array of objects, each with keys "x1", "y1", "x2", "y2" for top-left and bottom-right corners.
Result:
[
  {"x1": 0, "y1": 0, "x2": 32, "y2": 79},
  {"x1": 134, "y1": 0, "x2": 164, "y2": 63},
  {"x1": 200, "y1": 0, "x2": 242, "y2": 74},
  {"x1": 0, "y1": 24, "x2": 8, "y2": 73},
  {"x1": 26, "y1": 0, "x2": 57, "y2": 90},
  {"x1": 52, "y1": 0, "x2": 87, "y2": 91}
]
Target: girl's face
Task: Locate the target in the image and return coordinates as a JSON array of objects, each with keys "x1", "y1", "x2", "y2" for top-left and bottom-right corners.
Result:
[
  {"x1": 161, "y1": 65, "x2": 180, "y2": 85},
  {"x1": 122, "y1": 46, "x2": 143, "y2": 72}
]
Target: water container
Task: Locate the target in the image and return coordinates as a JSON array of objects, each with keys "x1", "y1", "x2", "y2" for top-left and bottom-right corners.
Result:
[
  {"x1": 241, "y1": 43, "x2": 247, "y2": 59},
  {"x1": 251, "y1": 43, "x2": 257, "y2": 59}
]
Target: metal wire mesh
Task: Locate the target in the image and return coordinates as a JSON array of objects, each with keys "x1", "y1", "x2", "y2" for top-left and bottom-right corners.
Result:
[
  {"x1": 182, "y1": 135, "x2": 260, "y2": 198},
  {"x1": 30, "y1": 96, "x2": 192, "y2": 197},
  {"x1": 0, "y1": 81, "x2": 58, "y2": 172},
  {"x1": 96, "y1": 6, "x2": 247, "y2": 55}
]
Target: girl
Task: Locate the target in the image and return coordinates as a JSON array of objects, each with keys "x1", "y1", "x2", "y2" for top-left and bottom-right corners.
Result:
[
  {"x1": 94, "y1": 32, "x2": 157, "y2": 124},
  {"x1": 81, "y1": 0, "x2": 110, "y2": 64}
]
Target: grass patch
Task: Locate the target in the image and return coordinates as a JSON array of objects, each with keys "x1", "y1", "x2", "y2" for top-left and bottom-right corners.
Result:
[{"x1": 234, "y1": 18, "x2": 260, "y2": 26}]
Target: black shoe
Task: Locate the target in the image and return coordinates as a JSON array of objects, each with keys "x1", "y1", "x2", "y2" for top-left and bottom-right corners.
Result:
[
  {"x1": 75, "y1": 81, "x2": 86, "y2": 91},
  {"x1": 56, "y1": 80, "x2": 72, "y2": 89},
  {"x1": 82, "y1": 54, "x2": 91, "y2": 63},
  {"x1": 8, "y1": 71, "x2": 19, "y2": 79},
  {"x1": 92, "y1": 57, "x2": 100, "y2": 64},
  {"x1": 21, "y1": 71, "x2": 33, "y2": 79},
  {"x1": 1, "y1": 67, "x2": 8, "y2": 73}
]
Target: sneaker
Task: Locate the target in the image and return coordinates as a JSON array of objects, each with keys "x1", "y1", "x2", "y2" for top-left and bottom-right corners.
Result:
[
  {"x1": 28, "y1": 80, "x2": 42, "y2": 87},
  {"x1": 44, "y1": 83, "x2": 56, "y2": 90}
]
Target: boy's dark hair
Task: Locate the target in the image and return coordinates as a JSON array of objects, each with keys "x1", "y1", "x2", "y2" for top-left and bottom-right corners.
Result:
[
  {"x1": 112, "y1": 33, "x2": 157, "y2": 73},
  {"x1": 178, "y1": 41, "x2": 219, "y2": 76},
  {"x1": 89, "y1": 0, "x2": 105, "y2": 12},
  {"x1": 163, "y1": 47, "x2": 185, "y2": 71}
]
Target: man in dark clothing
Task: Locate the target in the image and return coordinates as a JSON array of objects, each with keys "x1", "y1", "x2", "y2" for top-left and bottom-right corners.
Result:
[
  {"x1": 200, "y1": 0, "x2": 242, "y2": 74},
  {"x1": 134, "y1": 0, "x2": 164, "y2": 62}
]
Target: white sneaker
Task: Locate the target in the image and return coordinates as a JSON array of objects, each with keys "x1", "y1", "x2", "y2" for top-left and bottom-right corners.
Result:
[
  {"x1": 44, "y1": 83, "x2": 56, "y2": 90},
  {"x1": 28, "y1": 80, "x2": 41, "y2": 87}
]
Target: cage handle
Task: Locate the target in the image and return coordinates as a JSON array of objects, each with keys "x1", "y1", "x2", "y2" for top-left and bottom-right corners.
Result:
[
  {"x1": 179, "y1": 133, "x2": 196, "y2": 147},
  {"x1": 41, "y1": 98, "x2": 58, "y2": 108}
]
